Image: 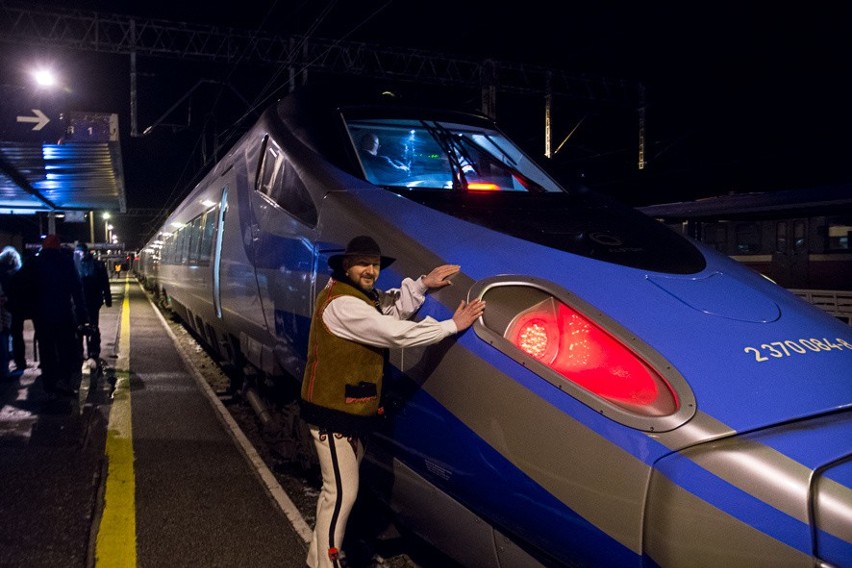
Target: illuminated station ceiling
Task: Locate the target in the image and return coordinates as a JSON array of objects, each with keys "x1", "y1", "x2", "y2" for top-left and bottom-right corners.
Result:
[{"x1": 0, "y1": 110, "x2": 126, "y2": 215}]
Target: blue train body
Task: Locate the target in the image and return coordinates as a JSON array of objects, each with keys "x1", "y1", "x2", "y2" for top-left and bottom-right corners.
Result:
[{"x1": 139, "y1": 88, "x2": 852, "y2": 567}]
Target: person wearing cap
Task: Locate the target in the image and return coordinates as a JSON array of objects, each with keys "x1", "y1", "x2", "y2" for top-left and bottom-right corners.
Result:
[
  {"x1": 19, "y1": 235, "x2": 88, "y2": 397},
  {"x1": 74, "y1": 242, "x2": 112, "y2": 364},
  {"x1": 300, "y1": 235, "x2": 485, "y2": 568}
]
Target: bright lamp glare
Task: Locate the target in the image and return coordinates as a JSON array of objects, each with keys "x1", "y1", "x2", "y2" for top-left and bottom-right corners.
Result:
[{"x1": 32, "y1": 69, "x2": 57, "y2": 87}]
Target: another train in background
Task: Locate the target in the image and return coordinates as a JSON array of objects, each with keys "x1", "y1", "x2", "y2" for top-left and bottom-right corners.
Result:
[
  {"x1": 137, "y1": 86, "x2": 852, "y2": 568},
  {"x1": 640, "y1": 186, "x2": 852, "y2": 324}
]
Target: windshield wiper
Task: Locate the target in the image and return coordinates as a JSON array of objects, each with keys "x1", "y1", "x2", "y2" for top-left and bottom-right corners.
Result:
[{"x1": 420, "y1": 120, "x2": 470, "y2": 190}]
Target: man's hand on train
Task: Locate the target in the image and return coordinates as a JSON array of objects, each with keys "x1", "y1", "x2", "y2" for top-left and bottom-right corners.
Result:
[
  {"x1": 422, "y1": 264, "x2": 461, "y2": 289},
  {"x1": 452, "y1": 298, "x2": 485, "y2": 331}
]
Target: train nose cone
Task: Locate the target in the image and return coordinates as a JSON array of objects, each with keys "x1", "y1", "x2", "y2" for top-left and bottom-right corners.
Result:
[{"x1": 647, "y1": 272, "x2": 780, "y2": 323}]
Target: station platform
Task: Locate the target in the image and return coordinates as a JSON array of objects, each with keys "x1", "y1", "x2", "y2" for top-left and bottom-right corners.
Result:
[{"x1": 0, "y1": 278, "x2": 311, "y2": 567}]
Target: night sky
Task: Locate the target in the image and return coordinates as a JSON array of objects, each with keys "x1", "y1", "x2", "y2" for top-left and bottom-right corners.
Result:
[{"x1": 5, "y1": 1, "x2": 852, "y2": 247}]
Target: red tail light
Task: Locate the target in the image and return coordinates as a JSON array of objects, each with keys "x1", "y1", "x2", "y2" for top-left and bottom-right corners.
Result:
[{"x1": 506, "y1": 298, "x2": 678, "y2": 416}]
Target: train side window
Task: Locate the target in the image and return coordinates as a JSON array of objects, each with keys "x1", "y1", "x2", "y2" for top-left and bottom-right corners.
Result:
[
  {"x1": 198, "y1": 209, "x2": 216, "y2": 264},
  {"x1": 735, "y1": 222, "x2": 760, "y2": 253},
  {"x1": 174, "y1": 228, "x2": 185, "y2": 265},
  {"x1": 793, "y1": 220, "x2": 806, "y2": 251},
  {"x1": 255, "y1": 136, "x2": 317, "y2": 226},
  {"x1": 187, "y1": 215, "x2": 203, "y2": 265},
  {"x1": 702, "y1": 223, "x2": 727, "y2": 252},
  {"x1": 257, "y1": 138, "x2": 283, "y2": 197},
  {"x1": 827, "y1": 216, "x2": 852, "y2": 250},
  {"x1": 274, "y1": 159, "x2": 318, "y2": 226},
  {"x1": 775, "y1": 221, "x2": 787, "y2": 252},
  {"x1": 164, "y1": 234, "x2": 175, "y2": 264},
  {"x1": 161, "y1": 235, "x2": 171, "y2": 264}
]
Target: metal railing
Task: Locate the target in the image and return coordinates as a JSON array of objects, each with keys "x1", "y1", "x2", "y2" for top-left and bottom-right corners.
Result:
[{"x1": 790, "y1": 289, "x2": 852, "y2": 325}]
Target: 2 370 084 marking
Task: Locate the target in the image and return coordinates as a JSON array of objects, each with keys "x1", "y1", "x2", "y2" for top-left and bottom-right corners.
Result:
[{"x1": 744, "y1": 337, "x2": 852, "y2": 362}]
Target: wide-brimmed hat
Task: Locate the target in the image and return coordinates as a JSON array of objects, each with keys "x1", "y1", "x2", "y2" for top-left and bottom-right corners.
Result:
[{"x1": 328, "y1": 235, "x2": 396, "y2": 272}]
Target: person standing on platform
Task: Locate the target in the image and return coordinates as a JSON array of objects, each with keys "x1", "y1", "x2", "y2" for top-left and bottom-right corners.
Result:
[
  {"x1": 0, "y1": 268, "x2": 11, "y2": 379},
  {"x1": 299, "y1": 235, "x2": 485, "y2": 568},
  {"x1": 20, "y1": 235, "x2": 88, "y2": 397},
  {"x1": 74, "y1": 242, "x2": 112, "y2": 364},
  {"x1": 0, "y1": 246, "x2": 25, "y2": 378}
]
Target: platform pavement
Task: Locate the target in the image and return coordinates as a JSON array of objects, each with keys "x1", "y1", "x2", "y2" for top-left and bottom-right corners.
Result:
[{"x1": 0, "y1": 278, "x2": 310, "y2": 567}]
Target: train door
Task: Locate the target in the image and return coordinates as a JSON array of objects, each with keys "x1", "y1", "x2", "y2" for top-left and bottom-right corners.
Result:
[
  {"x1": 213, "y1": 186, "x2": 229, "y2": 319},
  {"x1": 772, "y1": 218, "x2": 809, "y2": 287}
]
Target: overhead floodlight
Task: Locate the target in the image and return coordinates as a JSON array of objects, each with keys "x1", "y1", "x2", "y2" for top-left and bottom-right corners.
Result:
[{"x1": 32, "y1": 68, "x2": 57, "y2": 88}]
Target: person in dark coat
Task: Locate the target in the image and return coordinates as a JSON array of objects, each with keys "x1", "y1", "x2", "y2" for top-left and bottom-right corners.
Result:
[
  {"x1": 0, "y1": 268, "x2": 11, "y2": 379},
  {"x1": 74, "y1": 242, "x2": 112, "y2": 362},
  {"x1": 0, "y1": 246, "x2": 24, "y2": 378},
  {"x1": 19, "y1": 235, "x2": 88, "y2": 397}
]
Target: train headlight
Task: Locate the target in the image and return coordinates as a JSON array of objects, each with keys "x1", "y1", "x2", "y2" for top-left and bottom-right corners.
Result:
[
  {"x1": 506, "y1": 298, "x2": 676, "y2": 415},
  {"x1": 472, "y1": 277, "x2": 696, "y2": 431}
]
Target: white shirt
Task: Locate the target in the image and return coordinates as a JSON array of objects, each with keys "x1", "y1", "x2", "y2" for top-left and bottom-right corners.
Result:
[{"x1": 322, "y1": 277, "x2": 458, "y2": 349}]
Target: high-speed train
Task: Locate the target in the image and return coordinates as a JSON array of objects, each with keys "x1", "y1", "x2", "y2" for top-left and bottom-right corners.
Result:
[{"x1": 139, "y1": 87, "x2": 852, "y2": 568}]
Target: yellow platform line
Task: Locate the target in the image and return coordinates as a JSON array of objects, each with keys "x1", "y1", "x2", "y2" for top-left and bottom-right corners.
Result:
[{"x1": 95, "y1": 280, "x2": 136, "y2": 567}]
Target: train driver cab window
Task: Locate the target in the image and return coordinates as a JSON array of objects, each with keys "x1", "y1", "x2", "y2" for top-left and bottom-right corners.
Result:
[
  {"x1": 735, "y1": 222, "x2": 761, "y2": 254},
  {"x1": 345, "y1": 118, "x2": 564, "y2": 193}
]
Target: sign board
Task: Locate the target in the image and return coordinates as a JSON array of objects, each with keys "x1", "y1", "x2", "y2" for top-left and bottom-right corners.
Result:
[
  {"x1": 0, "y1": 87, "x2": 117, "y2": 144},
  {"x1": 64, "y1": 210, "x2": 88, "y2": 222},
  {"x1": 0, "y1": 85, "x2": 65, "y2": 143},
  {"x1": 63, "y1": 111, "x2": 119, "y2": 143}
]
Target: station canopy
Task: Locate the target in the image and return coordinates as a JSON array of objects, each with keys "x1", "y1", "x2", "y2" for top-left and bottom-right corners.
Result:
[{"x1": 0, "y1": 110, "x2": 126, "y2": 215}]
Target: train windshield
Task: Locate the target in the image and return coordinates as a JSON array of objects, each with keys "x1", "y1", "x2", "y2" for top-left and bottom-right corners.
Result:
[{"x1": 346, "y1": 119, "x2": 564, "y2": 192}]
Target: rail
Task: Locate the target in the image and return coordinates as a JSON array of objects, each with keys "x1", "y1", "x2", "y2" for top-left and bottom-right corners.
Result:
[{"x1": 789, "y1": 289, "x2": 852, "y2": 326}]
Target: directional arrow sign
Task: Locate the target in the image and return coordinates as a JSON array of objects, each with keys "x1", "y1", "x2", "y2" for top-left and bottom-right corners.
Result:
[{"x1": 16, "y1": 109, "x2": 50, "y2": 131}]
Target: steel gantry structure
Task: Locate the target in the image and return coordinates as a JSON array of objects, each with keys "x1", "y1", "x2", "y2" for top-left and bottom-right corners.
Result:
[{"x1": 0, "y1": 0, "x2": 644, "y2": 160}]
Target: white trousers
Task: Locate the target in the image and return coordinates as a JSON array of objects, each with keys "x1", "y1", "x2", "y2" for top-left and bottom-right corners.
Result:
[{"x1": 306, "y1": 427, "x2": 364, "y2": 568}]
